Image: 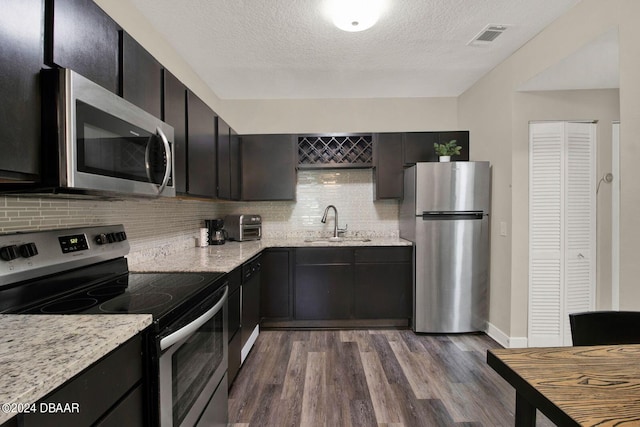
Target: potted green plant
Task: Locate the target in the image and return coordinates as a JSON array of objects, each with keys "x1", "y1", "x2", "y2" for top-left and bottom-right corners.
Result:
[{"x1": 434, "y1": 140, "x2": 461, "y2": 162}]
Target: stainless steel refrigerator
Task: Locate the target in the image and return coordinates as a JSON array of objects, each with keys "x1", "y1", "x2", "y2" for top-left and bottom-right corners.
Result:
[{"x1": 400, "y1": 161, "x2": 491, "y2": 333}]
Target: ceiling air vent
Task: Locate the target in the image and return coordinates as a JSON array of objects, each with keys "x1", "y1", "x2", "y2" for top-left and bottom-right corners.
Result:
[{"x1": 468, "y1": 24, "x2": 510, "y2": 46}]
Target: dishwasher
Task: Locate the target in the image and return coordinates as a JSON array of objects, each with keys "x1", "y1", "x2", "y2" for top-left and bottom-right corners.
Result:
[{"x1": 241, "y1": 254, "x2": 261, "y2": 362}]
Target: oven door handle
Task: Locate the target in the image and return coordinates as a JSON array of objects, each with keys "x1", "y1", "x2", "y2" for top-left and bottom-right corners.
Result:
[{"x1": 160, "y1": 285, "x2": 228, "y2": 351}]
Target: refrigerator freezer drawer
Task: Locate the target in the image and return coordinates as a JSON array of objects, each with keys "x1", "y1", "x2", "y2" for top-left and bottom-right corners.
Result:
[
  {"x1": 414, "y1": 162, "x2": 491, "y2": 214},
  {"x1": 414, "y1": 215, "x2": 489, "y2": 333}
]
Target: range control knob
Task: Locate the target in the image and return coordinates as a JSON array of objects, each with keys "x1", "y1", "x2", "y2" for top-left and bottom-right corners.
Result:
[
  {"x1": 118, "y1": 231, "x2": 127, "y2": 241},
  {"x1": 107, "y1": 233, "x2": 116, "y2": 243},
  {"x1": 95, "y1": 233, "x2": 109, "y2": 245},
  {"x1": 0, "y1": 245, "x2": 20, "y2": 261},
  {"x1": 19, "y1": 243, "x2": 38, "y2": 258}
]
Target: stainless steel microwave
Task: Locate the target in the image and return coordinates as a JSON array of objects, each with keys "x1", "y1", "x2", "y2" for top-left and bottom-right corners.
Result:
[{"x1": 40, "y1": 68, "x2": 175, "y2": 197}]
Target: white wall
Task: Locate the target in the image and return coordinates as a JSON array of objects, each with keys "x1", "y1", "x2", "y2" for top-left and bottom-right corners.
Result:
[{"x1": 459, "y1": 0, "x2": 639, "y2": 343}]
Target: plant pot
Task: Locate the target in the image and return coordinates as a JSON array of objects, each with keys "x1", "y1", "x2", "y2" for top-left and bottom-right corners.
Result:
[{"x1": 439, "y1": 156, "x2": 451, "y2": 162}]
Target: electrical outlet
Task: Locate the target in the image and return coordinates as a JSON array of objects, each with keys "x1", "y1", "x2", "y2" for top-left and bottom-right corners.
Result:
[{"x1": 500, "y1": 221, "x2": 508, "y2": 237}]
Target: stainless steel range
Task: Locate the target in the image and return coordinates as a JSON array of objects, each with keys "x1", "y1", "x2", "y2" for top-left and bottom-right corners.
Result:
[{"x1": 0, "y1": 225, "x2": 228, "y2": 427}]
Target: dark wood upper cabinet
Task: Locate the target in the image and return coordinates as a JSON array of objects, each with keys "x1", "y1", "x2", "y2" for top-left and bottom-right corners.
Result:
[
  {"x1": 120, "y1": 31, "x2": 162, "y2": 118},
  {"x1": 217, "y1": 120, "x2": 240, "y2": 200},
  {"x1": 438, "y1": 131, "x2": 470, "y2": 162},
  {"x1": 216, "y1": 117, "x2": 231, "y2": 199},
  {"x1": 0, "y1": 0, "x2": 44, "y2": 182},
  {"x1": 229, "y1": 128, "x2": 241, "y2": 200},
  {"x1": 373, "y1": 133, "x2": 404, "y2": 199},
  {"x1": 403, "y1": 132, "x2": 439, "y2": 164},
  {"x1": 240, "y1": 134, "x2": 296, "y2": 201},
  {"x1": 163, "y1": 70, "x2": 187, "y2": 194},
  {"x1": 46, "y1": 0, "x2": 120, "y2": 94},
  {"x1": 404, "y1": 131, "x2": 470, "y2": 164},
  {"x1": 186, "y1": 91, "x2": 217, "y2": 198}
]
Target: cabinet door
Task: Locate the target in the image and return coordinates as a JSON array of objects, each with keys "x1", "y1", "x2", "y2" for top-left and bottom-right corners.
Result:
[
  {"x1": 354, "y1": 247, "x2": 412, "y2": 319},
  {"x1": 187, "y1": 91, "x2": 217, "y2": 197},
  {"x1": 229, "y1": 128, "x2": 241, "y2": 200},
  {"x1": 46, "y1": 0, "x2": 120, "y2": 94},
  {"x1": 403, "y1": 132, "x2": 439, "y2": 164},
  {"x1": 404, "y1": 131, "x2": 470, "y2": 164},
  {"x1": 0, "y1": 0, "x2": 43, "y2": 181},
  {"x1": 373, "y1": 133, "x2": 403, "y2": 199},
  {"x1": 260, "y1": 249, "x2": 292, "y2": 320},
  {"x1": 216, "y1": 117, "x2": 231, "y2": 199},
  {"x1": 120, "y1": 31, "x2": 162, "y2": 118},
  {"x1": 22, "y1": 336, "x2": 143, "y2": 427},
  {"x1": 438, "y1": 131, "x2": 470, "y2": 162},
  {"x1": 163, "y1": 70, "x2": 187, "y2": 193},
  {"x1": 295, "y1": 265, "x2": 352, "y2": 320},
  {"x1": 240, "y1": 134, "x2": 296, "y2": 200},
  {"x1": 294, "y1": 248, "x2": 353, "y2": 320}
]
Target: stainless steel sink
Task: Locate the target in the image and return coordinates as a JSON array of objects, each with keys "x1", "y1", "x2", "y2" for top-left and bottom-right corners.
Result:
[{"x1": 303, "y1": 237, "x2": 371, "y2": 243}]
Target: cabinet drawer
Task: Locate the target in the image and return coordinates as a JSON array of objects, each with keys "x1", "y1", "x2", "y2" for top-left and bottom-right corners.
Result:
[
  {"x1": 22, "y1": 335, "x2": 143, "y2": 427},
  {"x1": 355, "y1": 247, "x2": 412, "y2": 263},
  {"x1": 296, "y1": 248, "x2": 353, "y2": 265},
  {"x1": 94, "y1": 384, "x2": 144, "y2": 426}
]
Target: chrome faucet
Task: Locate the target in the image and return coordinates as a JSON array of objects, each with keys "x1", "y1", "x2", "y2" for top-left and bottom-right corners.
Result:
[{"x1": 321, "y1": 205, "x2": 347, "y2": 238}]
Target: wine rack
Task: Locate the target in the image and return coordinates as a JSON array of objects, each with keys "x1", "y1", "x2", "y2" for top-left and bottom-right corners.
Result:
[{"x1": 298, "y1": 134, "x2": 373, "y2": 168}]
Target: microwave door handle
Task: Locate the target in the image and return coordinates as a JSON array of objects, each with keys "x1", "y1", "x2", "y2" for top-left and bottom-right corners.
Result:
[
  {"x1": 144, "y1": 128, "x2": 172, "y2": 195},
  {"x1": 144, "y1": 135, "x2": 153, "y2": 186},
  {"x1": 160, "y1": 285, "x2": 228, "y2": 351},
  {"x1": 156, "y1": 127, "x2": 172, "y2": 194}
]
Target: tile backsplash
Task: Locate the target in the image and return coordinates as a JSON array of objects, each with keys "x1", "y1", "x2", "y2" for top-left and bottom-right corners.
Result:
[{"x1": 0, "y1": 169, "x2": 399, "y2": 263}]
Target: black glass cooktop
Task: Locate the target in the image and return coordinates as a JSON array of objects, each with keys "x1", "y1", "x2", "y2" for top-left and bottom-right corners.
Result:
[{"x1": 1, "y1": 258, "x2": 225, "y2": 330}]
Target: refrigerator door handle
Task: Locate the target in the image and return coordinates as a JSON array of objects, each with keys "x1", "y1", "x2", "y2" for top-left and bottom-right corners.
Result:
[{"x1": 421, "y1": 211, "x2": 484, "y2": 220}]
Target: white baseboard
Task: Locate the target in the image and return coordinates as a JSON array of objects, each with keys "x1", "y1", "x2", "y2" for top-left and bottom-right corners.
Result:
[
  {"x1": 241, "y1": 324, "x2": 259, "y2": 363},
  {"x1": 486, "y1": 322, "x2": 528, "y2": 348}
]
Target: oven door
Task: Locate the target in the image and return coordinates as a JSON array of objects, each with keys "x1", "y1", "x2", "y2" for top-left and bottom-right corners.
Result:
[{"x1": 159, "y1": 285, "x2": 228, "y2": 427}]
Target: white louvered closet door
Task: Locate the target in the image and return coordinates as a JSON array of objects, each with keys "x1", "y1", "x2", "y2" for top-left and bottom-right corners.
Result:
[{"x1": 528, "y1": 122, "x2": 596, "y2": 347}]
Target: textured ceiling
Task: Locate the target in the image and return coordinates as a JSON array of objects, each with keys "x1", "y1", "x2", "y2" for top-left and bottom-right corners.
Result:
[{"x1": 130, "y1": 0, "x2": 583, "y2": 100}]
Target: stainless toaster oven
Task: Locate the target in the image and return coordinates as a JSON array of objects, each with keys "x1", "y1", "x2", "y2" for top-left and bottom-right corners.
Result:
[{"x1": 224, "y1": 215, "x2": 262, "y2": 241}]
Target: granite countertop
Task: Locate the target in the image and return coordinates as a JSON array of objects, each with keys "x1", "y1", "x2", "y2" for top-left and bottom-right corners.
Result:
[
  {"x1": 0, "y1": 314, "x2": 152, "y2": 424},
  {"x1": 130, "y1": 236, "x2": 413, "y2": 273}
]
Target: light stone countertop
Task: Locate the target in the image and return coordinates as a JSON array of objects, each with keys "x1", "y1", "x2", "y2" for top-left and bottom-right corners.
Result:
[
  {"x1": 0, "y1": 314, "x2": 152, "y2": 424},
  {"x1": 130, "y1": 236, "x2": 413, "y2": 273}
]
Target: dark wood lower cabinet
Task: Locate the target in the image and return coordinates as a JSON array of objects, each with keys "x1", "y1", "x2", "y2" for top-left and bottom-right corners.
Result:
[
  {"x1": 260, "y1": 249, "x2": 293, "y2": 321},
  {"x1": 354, "y1": 247, "x2": 412, "y2": 319},
  {"x1": 295, "y1": 264, "x2": 353, "y2": 320},
  {"x1": 20, "y1": 334, "x2": 145, "y2": 427},
  {"x1": 262, "y1": 247, "x2": 412, "y2": 327}
]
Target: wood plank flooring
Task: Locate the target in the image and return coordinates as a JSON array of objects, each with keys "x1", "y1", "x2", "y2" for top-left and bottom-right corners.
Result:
[{"x1": 228, "y1": 330, "x2": 555, "y2": 427}]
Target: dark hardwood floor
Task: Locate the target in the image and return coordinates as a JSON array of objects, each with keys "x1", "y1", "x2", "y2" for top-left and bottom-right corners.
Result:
[{"x1": 229, "y1": 329, "x2": 555, "y2": 426}]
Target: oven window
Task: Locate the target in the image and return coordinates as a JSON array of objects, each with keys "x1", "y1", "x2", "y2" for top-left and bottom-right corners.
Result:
[
  {"x1": 76, "y1": 100, "x2": 169, "y2": 184},
  {"x1": 172, "y1": 307, "x2": 224, "y2": 426}
]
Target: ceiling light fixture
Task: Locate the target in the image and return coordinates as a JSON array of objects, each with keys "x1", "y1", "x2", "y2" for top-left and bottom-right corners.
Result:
[{"x1": 328, "y1": 0, "x2": 384, "y2": 32}]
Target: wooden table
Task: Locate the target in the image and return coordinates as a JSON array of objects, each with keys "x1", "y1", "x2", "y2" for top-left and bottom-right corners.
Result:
[{"x1": 487, "y1": 345, "x2": 640, "y2": 426}]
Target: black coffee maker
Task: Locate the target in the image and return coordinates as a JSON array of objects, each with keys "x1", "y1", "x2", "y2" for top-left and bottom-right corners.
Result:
[{"x1": 205, "y1": 219, "x2": 227, "y2": 245}]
